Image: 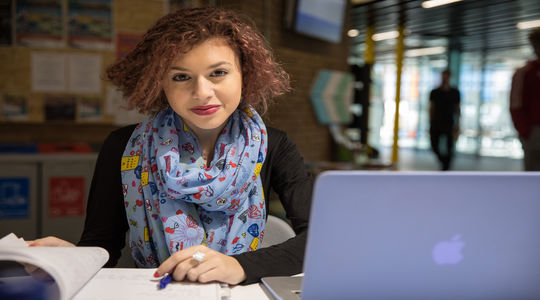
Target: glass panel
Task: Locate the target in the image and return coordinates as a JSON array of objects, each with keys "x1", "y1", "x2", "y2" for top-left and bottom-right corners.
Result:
[
  {"x1": 456, "y1": 53, "x2": 482, "y2": 155},
  {"x1": 360, "y1": 46, "x2": 527, "y2": 160}
]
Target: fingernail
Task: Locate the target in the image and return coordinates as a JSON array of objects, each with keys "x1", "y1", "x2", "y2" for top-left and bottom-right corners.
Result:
[{"x1": 153, "y1": 271, "x2": 160, "y2": 277}]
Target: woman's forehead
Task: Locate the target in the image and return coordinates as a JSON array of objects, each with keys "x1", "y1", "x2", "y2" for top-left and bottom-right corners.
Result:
[{"x1": 170, "y1": 38, "x2": 241, "y2": 67}]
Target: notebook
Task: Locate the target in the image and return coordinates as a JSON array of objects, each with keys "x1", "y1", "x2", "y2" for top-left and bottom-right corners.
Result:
[{"x1": 263, "y1": 171, "x2": 540, "y2": 300}]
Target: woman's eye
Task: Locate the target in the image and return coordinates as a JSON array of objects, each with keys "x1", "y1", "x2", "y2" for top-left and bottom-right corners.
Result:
[
  {"x1": 211, "y1": 70, "x2": 228, "y2": 77},
  {"x1": 172, "y1": 74, "x2": 190, "y2": 81}
]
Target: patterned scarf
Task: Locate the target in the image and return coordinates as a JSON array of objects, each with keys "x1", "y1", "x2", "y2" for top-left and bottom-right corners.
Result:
[{"x1": 121, "y1": 106, "x2": 267, "y2": 267}]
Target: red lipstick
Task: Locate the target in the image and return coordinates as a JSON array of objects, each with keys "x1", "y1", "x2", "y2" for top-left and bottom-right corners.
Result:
[{"x1": 191, "y1": 105, "x2": 220, "y2": 115}]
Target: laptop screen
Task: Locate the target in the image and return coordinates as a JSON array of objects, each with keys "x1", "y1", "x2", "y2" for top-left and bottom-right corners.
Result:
[{"x1": 301, "y1": 171, "x2": 540, "y2": 299}]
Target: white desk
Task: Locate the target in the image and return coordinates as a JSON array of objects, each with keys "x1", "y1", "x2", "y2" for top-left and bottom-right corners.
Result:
[{"x1": 73, "y1": 268, "x2": 271, "y2": 300}]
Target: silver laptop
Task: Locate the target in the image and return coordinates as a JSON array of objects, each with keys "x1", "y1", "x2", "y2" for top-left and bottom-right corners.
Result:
[{"x1": 263, "y1": 171, "x2": 540, "y2": 300}]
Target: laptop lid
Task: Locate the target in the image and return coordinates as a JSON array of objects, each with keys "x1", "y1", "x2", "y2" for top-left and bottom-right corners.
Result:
[{"x1": 301, "y1": 171, "x2": 540, "y2": 300}]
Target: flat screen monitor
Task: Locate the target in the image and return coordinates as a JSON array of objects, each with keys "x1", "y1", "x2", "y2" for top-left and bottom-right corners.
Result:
[{"x1": 292, "y1": 0, "x2": 346, "y2": 43}]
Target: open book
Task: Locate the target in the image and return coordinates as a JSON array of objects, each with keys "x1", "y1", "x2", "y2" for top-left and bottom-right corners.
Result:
[
  {"x1": 0, "y1": 233, "x2": 224, "y2": 300},
  {"x1": 0, "y1": 233, "x2": 108, "y2": 300}
]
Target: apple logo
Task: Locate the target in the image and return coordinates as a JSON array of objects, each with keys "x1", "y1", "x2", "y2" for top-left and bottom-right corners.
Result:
[{"x1": 432, "y1": 234, "x2": 465, "y2": 265}]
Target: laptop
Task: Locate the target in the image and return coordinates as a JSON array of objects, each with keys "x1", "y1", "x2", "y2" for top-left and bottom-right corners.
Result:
[{"x1": 262, "y1": 171, "x2": 540, "y2": 300}]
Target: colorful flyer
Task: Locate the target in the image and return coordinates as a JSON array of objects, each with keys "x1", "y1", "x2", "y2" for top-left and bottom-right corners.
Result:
[
  {"x1": 2, "y1": 94, "x2": 29, "y2": 121},
  {"x1": 68, "y1": 0, "x2": 113, "y2": 50},
  {"x1": 78, "y1": 96, "x2": 103, "y2": 121},
  {"x1": 48, "y1": 177, "x2": 85, "y2": 217},
  {"x1": 16, "y1": 0, "x2": 64, "y2": 47},
  {"x1": 0, "y1": 178, "x2": 30, "y2": 219},
  {"x1": 116, "y1": 31, "x2": 143, "y2": 59}
]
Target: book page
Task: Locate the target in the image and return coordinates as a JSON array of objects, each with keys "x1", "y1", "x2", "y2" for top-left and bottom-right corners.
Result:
[
  {"x1": 0, "y1": 232, "x2": 28, "y2": 247},
  {"x1": 73, "y1": 268, "x2": 221, "y2": 300},
  {"x1": 0, "y1": 246, "x2": 108, "y2": 300}
]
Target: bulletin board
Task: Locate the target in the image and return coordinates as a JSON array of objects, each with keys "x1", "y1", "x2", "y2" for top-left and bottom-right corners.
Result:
[{"x1": 0, "y1": 0, "x2": 164, "y2": 127}]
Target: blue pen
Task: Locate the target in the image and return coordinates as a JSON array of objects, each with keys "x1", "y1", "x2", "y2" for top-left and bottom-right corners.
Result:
[{"x1": 158, "y1": 274, "x2": 172, "y2": 290}]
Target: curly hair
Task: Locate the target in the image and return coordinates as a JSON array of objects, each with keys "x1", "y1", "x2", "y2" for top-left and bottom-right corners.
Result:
[
  {"x1": 106, "y1": 7, "x2": 290, "y2": 114},
  {"x1": 529, "y1": 28, "x2": 540, "y2": 48}
]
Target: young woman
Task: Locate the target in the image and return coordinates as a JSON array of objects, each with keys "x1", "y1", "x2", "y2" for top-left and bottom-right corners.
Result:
[{"x1": 29, "y1": 7, "x2": 313, "y2": 285}]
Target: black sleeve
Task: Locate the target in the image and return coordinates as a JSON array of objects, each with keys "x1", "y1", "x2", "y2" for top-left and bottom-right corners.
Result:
[
  {"x1": 233, "y1": 129, "x2": 313, "y2": 284},
  {"x1": 77, "y1": 125, "x2": 136, "y2": 267}
]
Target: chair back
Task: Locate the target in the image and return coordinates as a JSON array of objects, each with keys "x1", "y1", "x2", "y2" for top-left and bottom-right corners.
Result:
[{"x1": 262, "y1": 215, "x2": 296, "y2": 248}]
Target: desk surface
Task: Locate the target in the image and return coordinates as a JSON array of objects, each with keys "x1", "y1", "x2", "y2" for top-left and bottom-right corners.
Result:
[{"x1": 73, "y1": 268, "x2": 270, "y2": 300}]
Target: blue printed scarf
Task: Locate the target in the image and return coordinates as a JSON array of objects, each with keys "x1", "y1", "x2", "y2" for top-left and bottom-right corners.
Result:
[{"x1": 121, "y1": 106, "x2": 267, "y2": 267}]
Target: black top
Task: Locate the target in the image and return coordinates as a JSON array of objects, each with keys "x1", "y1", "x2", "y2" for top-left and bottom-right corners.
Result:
[
  {"x1": 429, "y1": 87, "x2": 460, "y2": 131},
  {"x1": 77, "y1": 125, "x2": 313, "y2": 284}
]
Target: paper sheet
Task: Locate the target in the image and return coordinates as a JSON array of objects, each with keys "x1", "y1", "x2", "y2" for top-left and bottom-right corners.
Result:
[
  {"x1": 0, "y1": 232, "x2": 27, "y2": 247},
  {"x1": 105, "y1": 86, "x2": 147, "y2": 125},
  {"x1": 31, "y1": 52, "x2": 66, "y2": 92},
  {"x1": 73, "y1": 268, "x2": 221, "y2": 300},
  {"x1": 68, "y1": 54, "x2": 102, "y2": 94}
]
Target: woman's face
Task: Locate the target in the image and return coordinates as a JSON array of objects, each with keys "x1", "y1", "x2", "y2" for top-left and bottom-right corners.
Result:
[{"x1": 161, "y1": 38, "x2": 242, "y2": 138}]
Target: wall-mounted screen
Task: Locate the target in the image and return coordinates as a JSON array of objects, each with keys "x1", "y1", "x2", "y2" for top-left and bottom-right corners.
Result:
[{"x1": 292, "y1": 0, "x2": 347, "y2": 44}]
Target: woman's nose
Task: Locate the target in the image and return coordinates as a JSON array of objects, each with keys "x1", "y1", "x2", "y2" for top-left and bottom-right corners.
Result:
[{"x1": 193, "y1": 77, "x2": 214, "y2": 100}]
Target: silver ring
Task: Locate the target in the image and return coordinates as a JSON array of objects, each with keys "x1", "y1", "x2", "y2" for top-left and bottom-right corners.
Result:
[{"x1": 192, "y1": 250, "x2": 205, "y2": 263}]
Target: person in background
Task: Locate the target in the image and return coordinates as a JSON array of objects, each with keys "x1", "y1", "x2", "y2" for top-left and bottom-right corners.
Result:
[
  {"x1": 27, "y1": 7, "x2": 312, "y2": 285},
  {"x1": 510, "y1": 28, "x2": 540, "y2": 171},
  {"x1": 429, "y1": 69, "x2": 461, "y2": 171}
]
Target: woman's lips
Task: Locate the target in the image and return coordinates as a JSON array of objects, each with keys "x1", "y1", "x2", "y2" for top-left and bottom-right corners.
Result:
[{"x1": 191, "y1": 105, "x2": 220, "y2": 115}]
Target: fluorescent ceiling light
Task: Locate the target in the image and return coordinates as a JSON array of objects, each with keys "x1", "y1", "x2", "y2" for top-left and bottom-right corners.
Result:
[
  {"x1": 421, "y1": 0, "x2": 462, "y2": 9},
  {"x1": 517, "y1": 20, "x2": 540, "y2": 30},
  {"x1": 372, "y1": 30, "x2": 399, "y2": 41},
  {"x1": 405, "y1": 46, "x2": 446, "y2": 57},
  {"x1": 348, "y1": 29, "x2": 360, "y2": 38}
]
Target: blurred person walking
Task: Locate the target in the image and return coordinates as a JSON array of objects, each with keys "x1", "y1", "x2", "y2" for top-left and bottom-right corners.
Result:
[
  {"x1": 429, "y1": 69, "x2": 461, "y2": 171},
  {"x1": 510, "y1": 28, "x2": 540, "y2": 171}
]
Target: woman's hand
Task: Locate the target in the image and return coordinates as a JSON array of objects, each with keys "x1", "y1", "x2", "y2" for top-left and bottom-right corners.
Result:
[
  {"x1": 22, "y1": 236, "x2": 74, "y2": 280},
  {"x1": 26, "y1": 236, "x2": 75, "y2": 247},
  {"x1": 155, "y1": 245, "x2": 246, "y2": 285}
]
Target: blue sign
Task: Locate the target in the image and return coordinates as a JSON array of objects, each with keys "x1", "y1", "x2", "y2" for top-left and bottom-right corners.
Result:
[{"x1": 0, "y1": 178, "x2": 30, "y2": 219}]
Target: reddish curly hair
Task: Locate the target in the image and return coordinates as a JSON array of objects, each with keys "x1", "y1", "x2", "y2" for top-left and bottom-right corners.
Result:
[{"x1": 106, "y1": 7, "x2": 290, "y2": 114}]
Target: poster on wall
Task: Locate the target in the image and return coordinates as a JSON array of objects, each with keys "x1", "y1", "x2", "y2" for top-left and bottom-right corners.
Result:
[
  {"x1": 45, "y1": 95, "x2": 76, "y2": 121},
  {"x1": 0, "y1": 1, "x2": 12, "y2": 45},
  {"x1": 48, "y1": 177, "x2": 85, "y2": 217},
  {"x1": 68, "y1": 0, "x2": 113, "y2": 50},
  {"x1": 78, "y1": 96, "x2": 102, "y2": 121},
  {"x1": 0, "y1": 178, "x2": 30, "y2": 219},
  {"x1": 16, "y1": 0, "x2": 64, "y2": 47},
  {"x1": 116, "y1": 31, "x2": 143, "y2": 59},
  {"x1": 2, "y1": 94, "x2": 29, "y2": 121}
]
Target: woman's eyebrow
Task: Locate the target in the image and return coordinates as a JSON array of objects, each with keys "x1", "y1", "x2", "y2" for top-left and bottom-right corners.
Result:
[
  {"x1": 169, "y1": 66, "x2": 189, "y2": 71},
  {"x1": 207, "y1": 61, "x2": 232, "y2": 69},
  {"x1": 169, "y1": 61, "x2": 233, "y2": 72}
]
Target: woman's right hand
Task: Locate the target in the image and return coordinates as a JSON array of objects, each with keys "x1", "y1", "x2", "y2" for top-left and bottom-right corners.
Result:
[{"x1": 26, "y1": 236, "x2": 75, "y2": 247}]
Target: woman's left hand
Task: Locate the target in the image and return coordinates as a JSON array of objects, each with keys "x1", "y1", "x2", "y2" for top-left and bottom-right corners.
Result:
[{"x1": 155, "y1": 245, "x2": 246, "y2": 285}]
